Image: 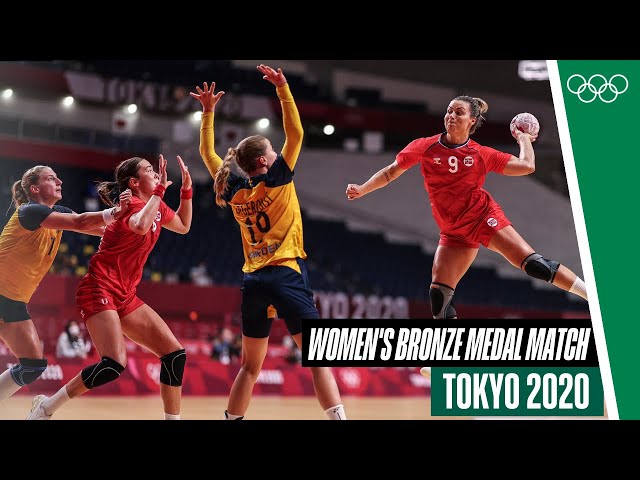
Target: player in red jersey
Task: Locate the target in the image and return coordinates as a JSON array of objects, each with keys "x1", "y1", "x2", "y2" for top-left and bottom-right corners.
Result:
[
  {"x1": 26, "y1": 154, "x2": 193, "y2": 420},
  {"x1": 346, "y1": 95, "x2": 588, "y2": 320}
]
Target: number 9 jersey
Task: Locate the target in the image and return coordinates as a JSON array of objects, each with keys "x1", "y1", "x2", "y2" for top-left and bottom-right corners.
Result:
[{"x1": 396, "y1": 134, "x2": 512, "y2": 248}]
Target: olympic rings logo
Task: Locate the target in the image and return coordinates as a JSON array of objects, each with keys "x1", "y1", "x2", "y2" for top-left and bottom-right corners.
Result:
[{"x1": 566, "y1": 74, "x2": 628, "y2": 103}]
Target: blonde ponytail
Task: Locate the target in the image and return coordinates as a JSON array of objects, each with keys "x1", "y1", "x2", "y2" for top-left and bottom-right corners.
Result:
[
  {"x1": 214, "y1": 148, "x2": 236, "y2": 207},
  {"x1": 11, "y1": 165, "x2": 49, "y2": 208},
  {"x1": 11, "y1": 180, "x2": 29, "y2": 208}
]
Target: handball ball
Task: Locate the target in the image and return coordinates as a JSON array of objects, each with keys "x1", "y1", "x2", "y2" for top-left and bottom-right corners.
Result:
[{"x1": 510, "y1": 112, "x2": 540, "y2": 139}]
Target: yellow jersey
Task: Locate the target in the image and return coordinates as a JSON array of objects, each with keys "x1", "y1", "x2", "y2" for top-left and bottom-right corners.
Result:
[
  {"x1": 0, "y1": 202, "x2": 72, "y2": 302},
  {"x1": 199, "y1": 83, "x2": 306, "y2": 274}
]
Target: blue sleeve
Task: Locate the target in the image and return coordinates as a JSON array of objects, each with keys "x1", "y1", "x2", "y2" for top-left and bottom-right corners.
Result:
[
  {"x1": 223, "y1": 173, "x2": 245, "y2": 203},
  {"x1": 53, "y1": 205, "x2": 74, "y2": 214},
  {"x1": 18, "y1": 204, "x2": 55, "y2": 231},
  {"x1": 265, "y1": 155, "x2": 294, "y2": 188}
]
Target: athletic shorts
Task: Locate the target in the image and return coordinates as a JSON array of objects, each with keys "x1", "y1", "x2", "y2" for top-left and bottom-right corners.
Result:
[
  {"x1": 439, "y1": 202, "x2": 511, "y2": 249},
  {"x1": 241, "y1": 258, "x2": 319, "y2": 338},
  {"x1": 0, "y1": 293, "x2": 30, "y2": 323},
  {"x1": 76, "y1": 276, "x2": 144, "y2": 321}
]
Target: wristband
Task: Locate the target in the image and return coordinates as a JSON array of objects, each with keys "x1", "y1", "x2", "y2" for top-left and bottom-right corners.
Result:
[
  {"x1": 152, "y1": 184, "x2": 166, "y2": 199},
  {"x1": 102, "y1": 207, "x2": 117, "y2": 225},
  {"x1": 180, "y1": 187, "x2": 193, "y2": 200}
]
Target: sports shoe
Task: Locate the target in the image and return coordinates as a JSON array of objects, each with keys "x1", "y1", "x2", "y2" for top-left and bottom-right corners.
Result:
[
  {"x1": 420, "y1": 367, "x2": 431, "y2": 380},
  {"x1": 26, "y1": 394, "x2": 52, "y2": 420}
]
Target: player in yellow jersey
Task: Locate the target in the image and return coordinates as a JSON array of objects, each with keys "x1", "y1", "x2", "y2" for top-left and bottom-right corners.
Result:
[
  {"x1": 191, "y1": 65, "x2": 345, "y2": 420},
  {"x1": 0, "y1": 165, "x2": 130, "y2": 402}
]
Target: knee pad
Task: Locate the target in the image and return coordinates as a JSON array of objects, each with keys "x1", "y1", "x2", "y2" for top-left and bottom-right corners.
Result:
[
  {"x1": 444, "y1": 304, "x2": 457, "y2": 319},
  {"x1": 81, "y1": 356, "x2": 125, "y2": 389},
  {"x1": 429, "y1": 283, "x2": 457, "y2": 319},
  {"x1": 160, "y1": 349, "x2": 186, "y2": 386},
  {"x1": 521, "y1": 253, "x2": 560, "y2": 283},
  {"x1": 10, "y1": 358, "x2": 47, "y2": 386}
]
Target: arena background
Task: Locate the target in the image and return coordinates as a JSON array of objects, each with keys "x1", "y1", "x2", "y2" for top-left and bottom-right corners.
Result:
[{"x1": 0, "y1": 60, "x2": 591, "y2": 419}]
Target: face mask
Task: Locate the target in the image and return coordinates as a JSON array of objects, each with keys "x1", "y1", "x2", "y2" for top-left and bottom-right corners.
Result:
[{"x1": 69, "y1": 326, "x2": 80, "y2": 336}]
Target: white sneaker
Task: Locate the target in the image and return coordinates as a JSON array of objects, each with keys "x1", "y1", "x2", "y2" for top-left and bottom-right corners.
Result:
[
  {"x1": 26, "y1": 394, "x2": 52, "y2": 420},
  {"x1": 420, "y1": 367, "x2": 431, "y2": 379}
]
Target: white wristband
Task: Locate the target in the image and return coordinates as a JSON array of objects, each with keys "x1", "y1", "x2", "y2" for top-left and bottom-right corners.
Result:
[{"x1": 102, "y1": 207, "x2": 117, "y2": 225}]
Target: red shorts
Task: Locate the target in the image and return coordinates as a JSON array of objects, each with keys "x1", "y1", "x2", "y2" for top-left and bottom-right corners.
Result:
[
  {"x1": 439, "y1": 203, "x2": 511, "y2": 249},
  {"x1": 76, "y1": 276, "x2": 144, "y2": 321}
]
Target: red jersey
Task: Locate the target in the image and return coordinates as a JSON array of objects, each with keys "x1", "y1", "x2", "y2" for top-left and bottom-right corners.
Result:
[
  {"x1": 84, "y1": 196, "x2": 175, "y2": 294},
  {"x1": 396, "y1": 134, "x2": 511, "y2": 236}
]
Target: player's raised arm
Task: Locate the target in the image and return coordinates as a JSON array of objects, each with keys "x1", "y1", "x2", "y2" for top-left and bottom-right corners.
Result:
[
  {"x1": 502, "y1": 113, "x2": 538, "y2": 176},
  {"x1": 190, "y1": 82, "x2": 226, "y2": 179},
  {"x1": 501, "y1": 129, "x2": 536, "y2": 176},
  {"x1": 129, "y1": 154, "x2": 172, "y2": 235},
  {"x1": 163, "y1": 155, "x2": 193, "y2": 235},
  {"x1": 258, "y1": 64, "x2": 303, "y2": 170}
]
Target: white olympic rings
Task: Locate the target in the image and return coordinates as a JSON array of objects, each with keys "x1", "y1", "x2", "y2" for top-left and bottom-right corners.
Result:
[{"x1": 566, "y1": 74, "x2": 628, "y2": 103}]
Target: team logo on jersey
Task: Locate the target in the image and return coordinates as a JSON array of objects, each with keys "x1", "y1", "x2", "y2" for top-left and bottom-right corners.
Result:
[
  {"x1": 464, "y1": 156, "x2": 474, "y2": 166},
  {"x1": 433, "y1": 157, "x2": 441, "y2": 165},
  {"x1": 101, "y1": 298, "x2": 109, "y2": 305},
  {"x1": 151, "y1": 211, "x2": 161, "y2": 233},
  {"x1": 487, "y1": 217, "x2": 498, "y2": 228}
]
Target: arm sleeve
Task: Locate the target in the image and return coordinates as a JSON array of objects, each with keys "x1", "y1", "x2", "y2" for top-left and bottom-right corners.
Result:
[
  {"x1": 199, "y1": 112, "x2": 225, "y2": 179},
  {"x1": 159, "y1": 200, "x2": 176, "y2": 226},
  {"x1": 481, "y1": 146, "x2": 512, "y2": 173},
  {"x1": 278, "y1": 83, "x2": 304, "y2": 171},
  {"x1": 395, "y1": 139, "x2": 424, "y2": 170},
  {"x1": 18, "y1": 204, "x2": 55, "y2": 231}
]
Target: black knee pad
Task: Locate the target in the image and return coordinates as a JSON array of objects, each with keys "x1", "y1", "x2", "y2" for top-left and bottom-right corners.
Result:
[
  {"x1": 160, "y1": 349, "x2": 186, "y2": 386},
  {"x1": 444, "y1": 304, "x2": 458, "y2": 319},
  {"x1": 429, "y1": 283, "x2": 456, "y2": 319},
  {"x1": 521, "y1": 253, "x2": 560, "y2": 283},
  {"x1": 81, "y1": 356, "x2": 125, "y2": 389},
  {"x1": 10, "y1": 358, "x2": 47, "y2": 386}
]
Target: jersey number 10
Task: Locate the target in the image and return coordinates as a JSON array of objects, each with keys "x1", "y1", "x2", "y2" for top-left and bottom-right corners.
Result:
[{"x1": 245, "y1": 211, "x2": 271, "y2": 244}]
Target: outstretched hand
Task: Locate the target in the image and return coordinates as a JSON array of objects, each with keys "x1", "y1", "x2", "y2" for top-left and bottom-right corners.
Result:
[
  {"x1": 346, "y1": 184, "x2": 364, "y2": 200},
  {"x1": 158, "y1": 154, "x2": 173, "y2": 189},
  {"x1": 177, "y1": 155, "x2": 191, "y2": 190},
  {"x1": 189, "y1": 82, "x2": 225, "y2": 112},
  {"x1": 257, "y1": 64, "x2": 287, "y2": 87}
]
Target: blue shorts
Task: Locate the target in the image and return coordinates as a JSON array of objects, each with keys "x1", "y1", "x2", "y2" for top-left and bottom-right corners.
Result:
[
  {"x1": 241, "y1": 258, "x2": 319, "y2": 338},
  {"x1": 0, "y1": 293, "x2": 30, "y2": 323}
]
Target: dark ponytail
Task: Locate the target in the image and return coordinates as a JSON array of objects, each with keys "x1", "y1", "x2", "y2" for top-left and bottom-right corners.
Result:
[{"x1": 97, "y1": 157, "x2": 145, "y2": 207}]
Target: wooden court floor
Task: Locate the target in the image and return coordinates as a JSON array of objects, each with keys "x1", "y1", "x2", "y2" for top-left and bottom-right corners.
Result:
[
  {"x1": 0, "y1": 395, "x2": 442, "y2": 420},
  {"x1": 0, "y1": 395, "x2": 607, "y2": 420}
]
